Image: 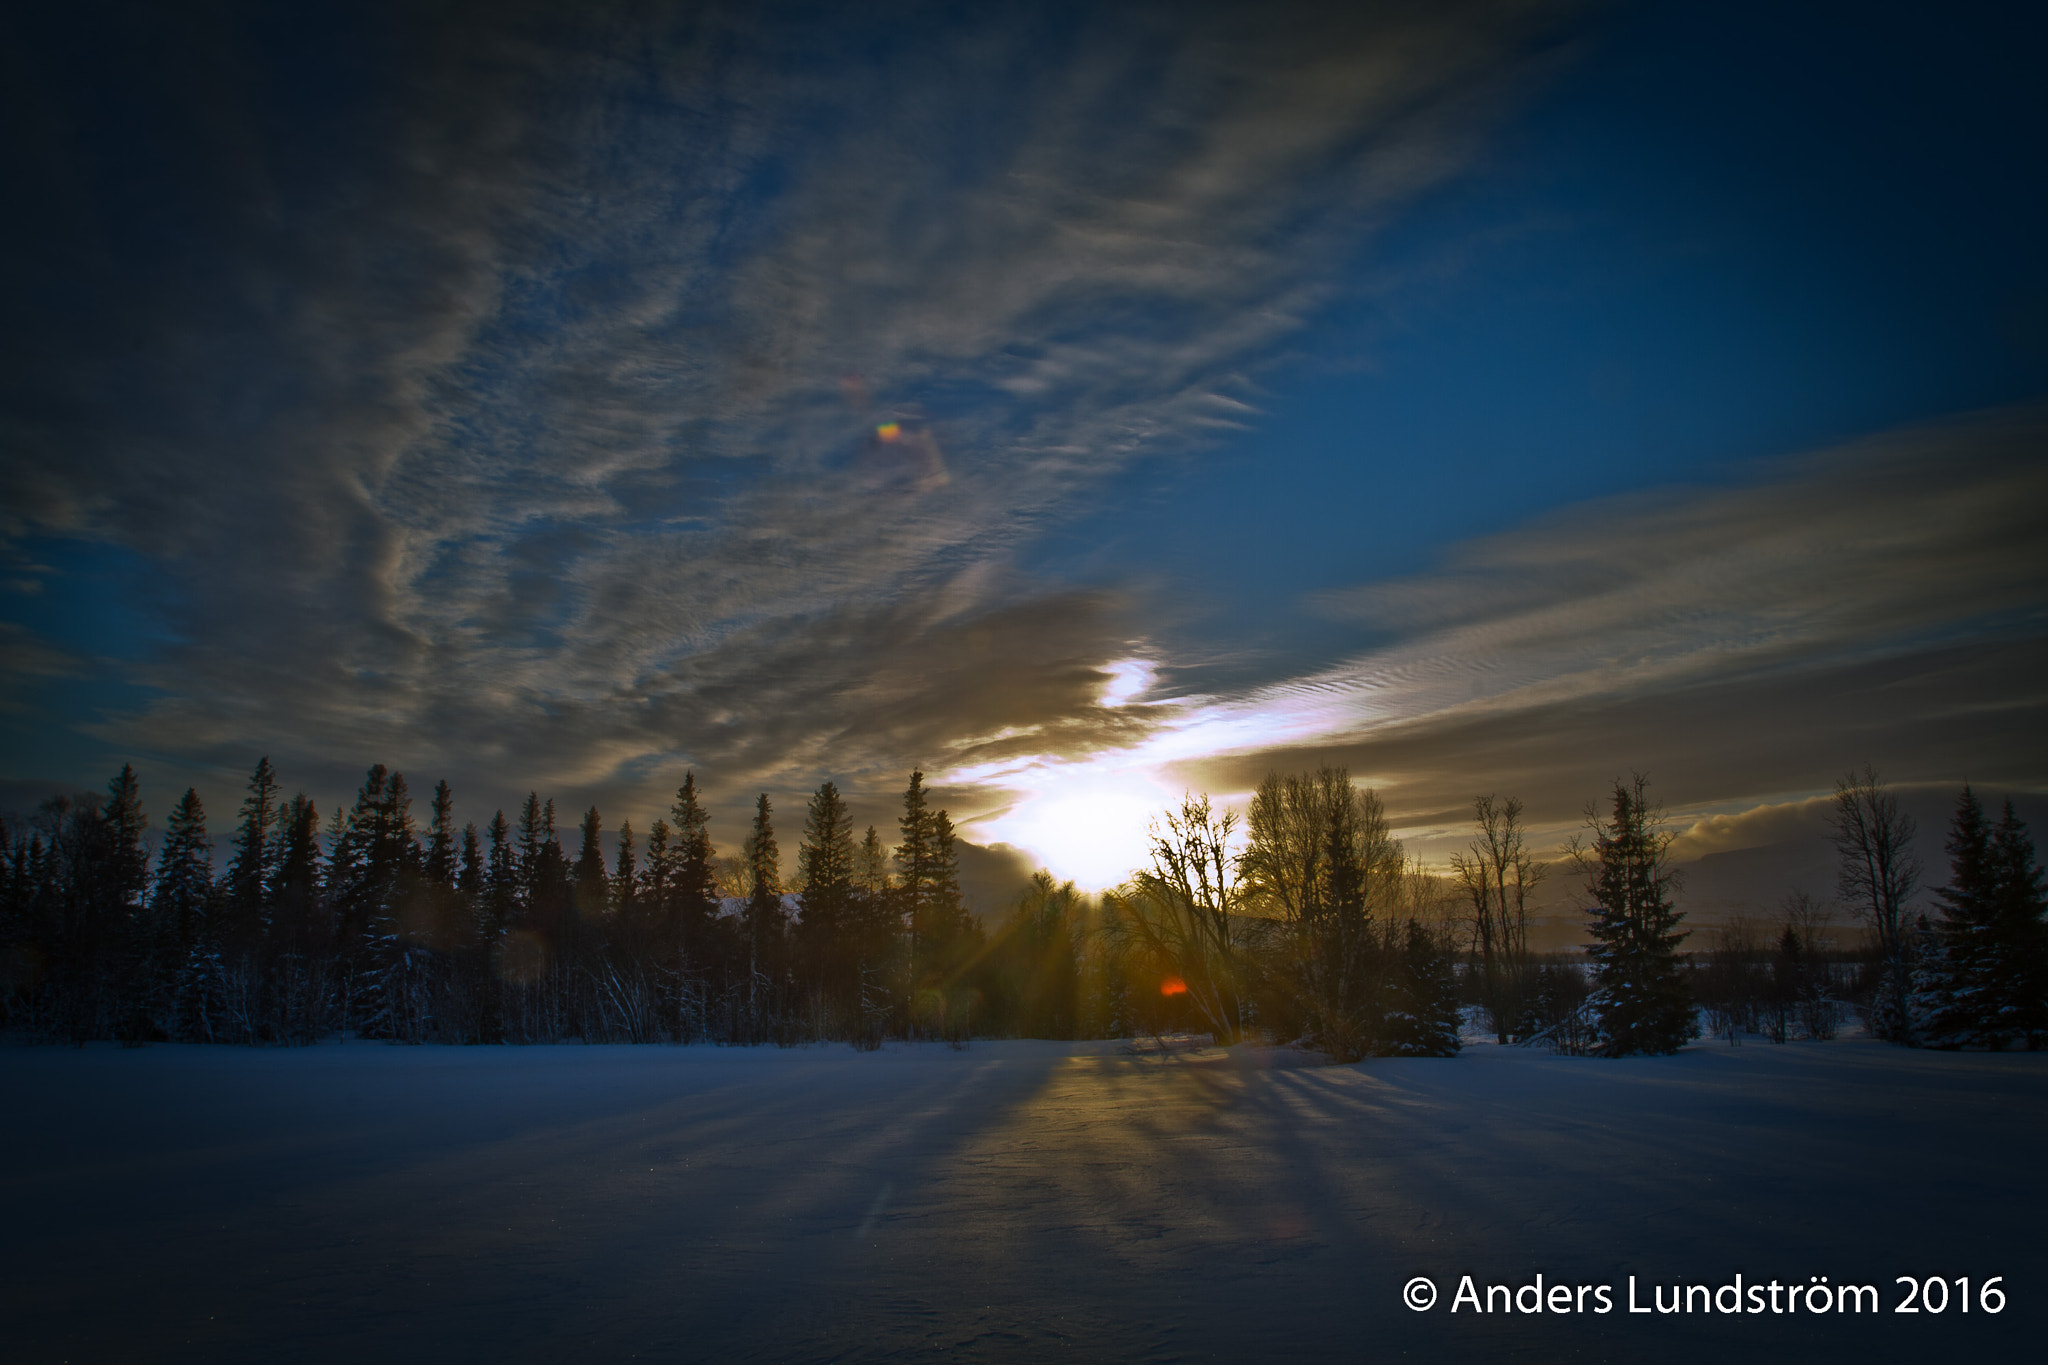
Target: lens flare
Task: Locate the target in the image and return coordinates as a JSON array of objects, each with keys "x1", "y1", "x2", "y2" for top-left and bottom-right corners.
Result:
[
  {"x1": 1160, "y1": 977, "x2": 1187, "y2": 996},
  {"x1": 876, "y1": 421, "x2": 901, "y2": 442}
]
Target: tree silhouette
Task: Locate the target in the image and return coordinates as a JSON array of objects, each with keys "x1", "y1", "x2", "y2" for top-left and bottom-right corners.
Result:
[{"x1": 1574, "y1": 775, "x2": 1694, "y2": 1057}]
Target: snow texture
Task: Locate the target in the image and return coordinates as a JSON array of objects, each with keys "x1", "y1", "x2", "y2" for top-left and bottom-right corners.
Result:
[{"x1": 3, "y1": 1037, "x2": 2043, "y2": 1362}]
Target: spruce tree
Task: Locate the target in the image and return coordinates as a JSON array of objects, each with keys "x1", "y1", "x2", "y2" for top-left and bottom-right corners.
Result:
[
  {"x1": 420, "y1": 780, "x2": 462, "y2": 958},
  {"x1": 152, "y1": 788, "x2": 213, "y2": 961},
  {"x1": 851, "y1": 824, "x2": 897, "y2": 1039},
  {"x1": 518, "y1": 796, "x2": 572, "y2": 956},
  {"x1": 613, "y1": 821, "x2": 639, "y2": 938},
  {"x1": 572, "y1": 806, "x2": 610, "y2": 920},
  {"x1": 743, "y1": 794, "x2": 783, "y2": 958},
  {"x1": 796, "y1": 781, "x2": 856, "y2": 1008},
  {"x1": 350, "y1": 770, "x2": 424, "y2": 1041},
  {"x1": 268, "y1": 795, "x2": 323, "y2": 959},
  {"x1": 424, "y1": 780, "x2": 458, "y2": 887},
  {"x1": 477, "y1": 810, "x2": 514, "y2": 1043},
  {"x1": 1921, "y1": 788, "x2": 1995, "y2": 1046},
  {"x1": 1991, "y1": 802, "x2": 2048, "y2": 1047},
  {"x1": 1577, "y1": 775, "x2": 1695, "y2": 1056},
  {"x1": 1922, "y1": 790, "x2": 2048, "y2": 1048},
  {"x1": 99, "y1": 765, "x2": 151, "y2": 911},
  {"x1": 742, "y1": 793, "x2": 783, "y2": 1034},
  {"x1": 1382, "y1": 919, "x2": 1460, "y2": 1056},
  {"x1": 92, "y1": 765, "x2": 151, "y2": 1043},
  {"x1": 328, "y1": 766, "x2": 389, "y2": 966},
  {"x1": 222, "y1": 757, "x2": 279, "y2": 954},
  {"x1": 670, "y1": 774, "x2": 718, "y2": 955},
  {"x1": 895, "y1": 771, "x2": 936, "y2": 977},
  {"x1": 458, "y1": 822, "x2": 484, "y2": 899},
  {"x1": 928, "y1": 809, "x2": 969, "y2": 947},
  {"x1": 154, "y1": 788, "x2": 220, "y2": 1041},
  {"x1": 640, "y1": 819, "x2": 673, "y2": 949},
  {"x1": 515, "y1": 793, "x2": 547, "y2": 910}
]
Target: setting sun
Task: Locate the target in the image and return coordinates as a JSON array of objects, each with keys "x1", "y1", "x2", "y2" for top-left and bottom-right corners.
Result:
[{"x1": 977, "y1": 767, "x2": 1176, "y2": 891}]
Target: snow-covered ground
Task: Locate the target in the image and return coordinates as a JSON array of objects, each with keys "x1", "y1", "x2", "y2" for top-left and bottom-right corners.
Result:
[{"x1": 4, "y1": 1036, "x2": 2043, "y2": 1363}]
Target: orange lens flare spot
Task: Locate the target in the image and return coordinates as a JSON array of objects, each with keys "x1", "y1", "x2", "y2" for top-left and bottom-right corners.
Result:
[
  {"x1": 1160, "y1": 977, "x2": 1187, "y2": 997},
  {"x1": 876, "y1": 422, "x2": 901, "y2": 441}
]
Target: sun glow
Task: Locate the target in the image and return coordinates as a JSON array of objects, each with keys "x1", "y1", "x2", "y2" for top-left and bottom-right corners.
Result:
[{"x1": 976, "y1": 765, "x2": 1175, "y2": 891}]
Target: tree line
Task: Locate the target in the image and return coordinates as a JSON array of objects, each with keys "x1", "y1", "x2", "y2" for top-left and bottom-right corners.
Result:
[
  {"x1": 0, "y1": 760, "x2": 995, "y2": 1047},
  {"x1": 2, "y1": 758, "x2": 2040, "y2": 1055},
  {"x1": 1449, "y1": 767, "x2": 2048, "y2": 1056},
  {"x1": 1832, "y1": 769, "x2": 2048, "y2": 1049}
]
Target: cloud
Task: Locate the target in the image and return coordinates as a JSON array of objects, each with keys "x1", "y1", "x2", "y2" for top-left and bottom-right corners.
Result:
[
  {"x1": 1290, "y1": 408, "x2": 2048, "y2": 725},
  {"x1": 0, "y1": 1, "x2": 1580, "y2": 830},
  {"x1": 1665, "y1": 797, "x2": 1836, "y2": 865},
  {"x1": 1048, "y1": 409, "x2": 2048, "y2": 859}
]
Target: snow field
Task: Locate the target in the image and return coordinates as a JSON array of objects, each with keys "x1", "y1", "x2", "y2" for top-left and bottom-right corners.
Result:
[{"x1": 3, "y1": 1036, "x2": 2044, "y2": 1363}]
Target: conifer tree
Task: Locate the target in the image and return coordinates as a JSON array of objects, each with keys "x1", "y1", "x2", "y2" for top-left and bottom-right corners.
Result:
[
  {"x1": 515, "y1": 793, "x2": 547, "y2": 909},
  {"x1": 896, "y1": 771, "x2": 936, "y2": 976},
  {"x1": 330, "y1": 766, "x2": 391, "y2": 963},
  {"x1": 154, "y1": 788, "x2": 220, "y2": 1041},
  {"x1": 613, "y1": 821, "x2": 638, "y2": 935},
  {"x1": 222, "y1": 757, "x2": 279, "y2": 953},
  {"x1": 670, "y1": 774, "x2": 718, "y2": 954},
  {"x1": 1575, "y1": 775, "x2": 1695, "y2": 1056},
  {"x1": 268, "y1": 795, "x2": 323, "y2": 958},
  {"x1": 996, "y1": 873, "x2": 1084, "y2": 1039},
  {"x1": 477, "y1": 810, "x2": 514, "y2": 1043},
  {"x1": 152, "y1": 788, "x2": 214, "y2": 960},
  {"x1": 573, "y1": 806, "x2": 610, "y2": 920},
  {"x1": 99, "y1": 764, "x2": 151, "y2": 912},
  {"x1": 515, "y1": 795, "x2": 572, "y2": 957},
  {"x1": 348, "y1": 770, "x2": 425, "y2": 1040},
  {"x1": 929, "y1": 809, "x2": 966, "y2": 943},
  {"x1": 1921, "y1": 790, "x2": 2048, "y2": 1048},
  {"x1": 1381, "y1": 919, "x2": 1461, "y2": 1057},
  {"x1": 1991, "y1": 802, "x2": 2048, "y2": 1046},
  {"x1": 458, "y1": 822, "x2": 484, "y2": 899},
  {"x1": 743, "y1": 793, "x2": 783, "y2": 958},
  {"x1": 741, "y1": 793, "x2": 783, "y2": 1033},
  {"x1": 1920, "y1": 788, "x2": 1994, "y2": 1046},
  {"x1": 87, "y1": 765, "x2": 151, "y2": 1043},
  {"x1": 850, "y1": 823, "x2": 898, "y2": 1037},
  {"x1": 856, "y1": 825, "x2": 892, "y2": 908},
  {"x1": 796, "y1": 781, "x2": 856, "y2": 1006},
  {"x1": 424, "y1": 780, "x2": 458, "y2": 888},
  {"x1": 419, "y1": 780, "x2": 463, "y2": 958},
  {"x1": 640, "y1": 818, "x2": 673, "y2": 946}
]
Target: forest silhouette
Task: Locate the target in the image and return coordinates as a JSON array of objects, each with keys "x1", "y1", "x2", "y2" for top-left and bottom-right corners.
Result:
[{"x1": 3, "y1": 759, "x2": 2042, "y2": 1057}]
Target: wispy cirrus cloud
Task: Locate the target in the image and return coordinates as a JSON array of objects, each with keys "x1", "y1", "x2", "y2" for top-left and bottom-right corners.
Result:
[{"x1": 1, "y1": 0, "x2": 1581, "y2": 825}]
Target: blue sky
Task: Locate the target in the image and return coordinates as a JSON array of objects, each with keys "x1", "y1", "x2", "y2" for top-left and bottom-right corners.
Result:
[{"x1": 3, "y1": 0, "x2": 2043, "y2": 890}]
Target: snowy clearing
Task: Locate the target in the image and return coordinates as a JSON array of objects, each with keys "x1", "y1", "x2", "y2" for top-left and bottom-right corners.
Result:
[{"x1": 4, "y1": 1037, "x2": 2044, "y2": 1363}]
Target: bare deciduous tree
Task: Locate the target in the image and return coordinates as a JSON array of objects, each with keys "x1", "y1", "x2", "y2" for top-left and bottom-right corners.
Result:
[
  {"x1": 1830, "y1": 766, "x2": 1920, "y2": 1043},
  {"x1": 1449, "y1": 795, "x2": 1542, "y2": 1043},
  {"x1": 1118, "y1": 793, "x2": 1246, "y2": 1044}
]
